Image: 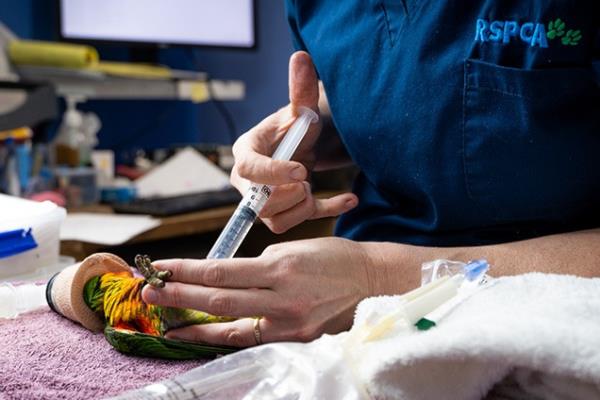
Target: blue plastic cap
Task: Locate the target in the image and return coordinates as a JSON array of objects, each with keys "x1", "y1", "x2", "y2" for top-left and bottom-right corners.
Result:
[{"x1": 464, "y1": 259, "x2": 489, "y2": 281}]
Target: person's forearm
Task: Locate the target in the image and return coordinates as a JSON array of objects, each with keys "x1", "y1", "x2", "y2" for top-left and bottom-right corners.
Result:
[{"x1": 361, "y1": 228, "x2": 600, "y2": 296}]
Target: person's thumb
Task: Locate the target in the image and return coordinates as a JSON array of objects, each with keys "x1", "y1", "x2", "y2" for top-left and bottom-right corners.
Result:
[{"x1": 289, "y1": 51, "x2": 319, "y2": 112}]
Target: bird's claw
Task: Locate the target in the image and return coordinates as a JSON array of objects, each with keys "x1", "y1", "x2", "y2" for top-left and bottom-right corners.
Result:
[{"x1": 134, "y1": 254, "x2": 172, "y2": 288}]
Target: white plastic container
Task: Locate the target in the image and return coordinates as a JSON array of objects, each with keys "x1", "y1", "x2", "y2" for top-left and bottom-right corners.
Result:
[{"x1": 0, "y1": 195, "x2": 67, "y2": 281}]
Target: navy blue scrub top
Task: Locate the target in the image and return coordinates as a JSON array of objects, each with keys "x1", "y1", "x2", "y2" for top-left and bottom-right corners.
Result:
[{"x1": 285, "y1": 0, "x2": 600, "y2": 246}]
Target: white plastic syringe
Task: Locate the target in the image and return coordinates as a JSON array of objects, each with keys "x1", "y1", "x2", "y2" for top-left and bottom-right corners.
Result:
[{"x1": 207, "y1": 107, "x2": 319, "y2": 259}]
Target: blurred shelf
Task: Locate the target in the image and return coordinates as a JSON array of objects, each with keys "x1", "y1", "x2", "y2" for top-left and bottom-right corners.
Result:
[{"x1": 16, "y1": 65, "x2": 245, "y2": 103}]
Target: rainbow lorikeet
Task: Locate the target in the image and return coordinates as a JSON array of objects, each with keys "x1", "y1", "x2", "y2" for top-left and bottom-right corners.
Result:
[{"x1": 83, "y1": 255, "x2": 237, "y2": 359}]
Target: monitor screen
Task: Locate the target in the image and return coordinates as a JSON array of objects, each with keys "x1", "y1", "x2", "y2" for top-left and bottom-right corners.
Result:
[{"x1": 59, "y1": 0, "x2": 255, "y2": 48}]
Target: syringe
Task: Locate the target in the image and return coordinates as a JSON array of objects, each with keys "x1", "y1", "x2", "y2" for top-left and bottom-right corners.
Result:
[{"x1": 207, "y1": 107, "x2": 319, "y2": 259}]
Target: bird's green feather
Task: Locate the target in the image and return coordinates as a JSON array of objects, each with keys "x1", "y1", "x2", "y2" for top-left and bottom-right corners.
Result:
[
  {"x1": 83, "y1": 276, "x2": 103, "y2": 312},
  {"x1": 104, "y1": 326, "x2": 237, "y2": 359}
]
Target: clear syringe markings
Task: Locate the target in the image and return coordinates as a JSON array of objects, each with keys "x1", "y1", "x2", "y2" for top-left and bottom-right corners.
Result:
[{"x1": 207, "y1": 107, "x2": 319, "y2": 259}]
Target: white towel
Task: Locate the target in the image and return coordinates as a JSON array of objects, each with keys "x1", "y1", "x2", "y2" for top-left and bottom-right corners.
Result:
[
  {"x1": 114, "y1": 273, "x2": 600, "y2": 400},
  {"x1": 354, "y1": 273, "x2": 600, "y2": 399}
]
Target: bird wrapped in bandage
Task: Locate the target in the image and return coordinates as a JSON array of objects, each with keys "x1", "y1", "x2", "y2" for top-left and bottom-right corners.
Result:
[{"x1": 46, "y1": 253, "x2": 237, "y2": 359}]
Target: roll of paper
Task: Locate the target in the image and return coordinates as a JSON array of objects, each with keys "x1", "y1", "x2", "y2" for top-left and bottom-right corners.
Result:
[
  {"x1": 93, "y1": 61, "x2": 172, "y2": 79},
  {"x1": 8, "y1": 40, "x2": 99, "y2": 69}
]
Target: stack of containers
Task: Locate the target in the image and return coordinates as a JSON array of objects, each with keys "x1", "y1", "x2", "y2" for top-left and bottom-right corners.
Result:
[{"x1": 0, "y1": 194, "x2": 67, "y2": 282}]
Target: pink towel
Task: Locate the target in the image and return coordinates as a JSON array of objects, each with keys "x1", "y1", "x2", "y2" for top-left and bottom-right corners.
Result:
[{"x1": 0, "y1": 307, "x2": 208, "y2": 399}]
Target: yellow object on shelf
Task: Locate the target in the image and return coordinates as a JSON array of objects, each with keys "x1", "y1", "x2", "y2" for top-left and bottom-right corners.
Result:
[
  {"x1": 8, "y1": 40, "x2": 175, "y2": 80},
  {"x1": 0, "y1": 127, "x2": 32, "y2": 141},
  {"x1": 91, "y1": 61, "x2": 172, "y2": 80},
  {"x1": 177, "y1": 81, "x2": 210, "y2": 103},
  {"x1": 8, "y1": 40, "x2": 99, "y2": 69},
  {"x1": 189, "y1": 82, "x2": 209, "y2": 103}
]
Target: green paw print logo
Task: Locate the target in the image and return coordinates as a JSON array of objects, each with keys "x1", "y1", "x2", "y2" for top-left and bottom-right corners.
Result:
[
  {"x1": 547, "y1": 18, "x2": 582, "y2": 46},
  {"x1": 547, "y1": 18, "x2": 565, "y2": 39},
  {"x1": 561, "y1": 29, "x2": 582, "y2": 46}
]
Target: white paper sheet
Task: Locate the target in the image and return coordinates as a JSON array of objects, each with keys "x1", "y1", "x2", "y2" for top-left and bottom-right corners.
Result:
[
  {"x1": 134, "y1": 147, "x2": 231, "y2": 198},
  {"x1": 60, "y1": 213, "x2": 160, "y2": 245}
]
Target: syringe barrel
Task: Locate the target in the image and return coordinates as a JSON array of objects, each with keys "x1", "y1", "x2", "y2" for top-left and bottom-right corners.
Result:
[
  {"x1": 206, "y1": 107, "x2": 318, "y2": 259},
  {"x1": 271, "y1": 107, "x2": 318, "y2": 161},
  {"x1": 207, "y1": 204, "x2": 257, "y2": 259}
]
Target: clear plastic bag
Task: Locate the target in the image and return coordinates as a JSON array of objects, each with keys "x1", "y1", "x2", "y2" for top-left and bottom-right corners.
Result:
[
  {"x1": 111, "y1": 336, "x2": 366, "y2": 400},
  {"x1": 0, "y1": 282, "x2": 48, "y2": 318},
  {"x1": 421, "y1": 258, "x2": 489, "y2": 285}
]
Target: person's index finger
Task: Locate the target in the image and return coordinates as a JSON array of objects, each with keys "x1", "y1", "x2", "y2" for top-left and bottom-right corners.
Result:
[
  {"x1": 231, "y1": 108, "x2": 294, "y2": 159},
  {"x1": 152, "y1": 258, "x2": 274, "y2": 289},
  {"x1": 235, "y1": 154, "x2": 307, "y2": 185}
]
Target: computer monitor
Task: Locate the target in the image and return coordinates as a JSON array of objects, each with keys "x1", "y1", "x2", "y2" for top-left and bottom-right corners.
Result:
[{"x1": 59, "y1": 0, "x2": 255, "y2": 48}]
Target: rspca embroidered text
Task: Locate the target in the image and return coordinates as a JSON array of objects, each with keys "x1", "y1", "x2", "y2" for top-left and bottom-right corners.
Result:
[{"x1": 474, "y1": 19, "x2": 548, "y2": 48}]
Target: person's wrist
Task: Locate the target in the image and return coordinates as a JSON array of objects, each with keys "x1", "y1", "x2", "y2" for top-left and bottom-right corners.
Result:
[
  {"x1": 358, "y1": 241, "x2": 427, "y2": 296},
  {"x1": 355, "y1": 241, "x2": 396, "y2": 297}
]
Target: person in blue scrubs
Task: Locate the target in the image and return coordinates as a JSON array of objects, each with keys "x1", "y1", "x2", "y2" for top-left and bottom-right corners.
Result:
[{"x1": 143, "y1": 1, "x2": 600, "y2": 347}]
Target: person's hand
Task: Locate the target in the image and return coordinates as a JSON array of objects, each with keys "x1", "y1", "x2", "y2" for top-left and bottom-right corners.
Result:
[
  {"x1": 230, "y1": 51, "x2": 358, "y2": 234},
  {"x1": 141, "y1": 237, "x2": 373, "y2": 347}
]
